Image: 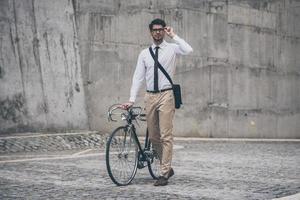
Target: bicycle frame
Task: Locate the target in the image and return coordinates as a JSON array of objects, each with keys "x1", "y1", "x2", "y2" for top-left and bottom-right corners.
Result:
[
  {"x1": 127, "y1": 122, "x2": 150, "y2": 166},
  {"x1": 106, "y1": 104, "x2": 160, "y2": 185},
  {"x1": 108, "y1": 105, "x2": 149, "y2": 160}
]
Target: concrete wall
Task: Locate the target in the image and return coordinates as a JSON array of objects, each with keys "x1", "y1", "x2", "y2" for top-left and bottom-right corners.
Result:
[
  {"x1": 1, "y1": 0, "x2": 299, "y2": 138},
  {"x1": 77, "y1": 0, "x2": 300, "y2": 138},
  {"x1": 0, "y1": 0, "x2": 88, "y2": 133}
]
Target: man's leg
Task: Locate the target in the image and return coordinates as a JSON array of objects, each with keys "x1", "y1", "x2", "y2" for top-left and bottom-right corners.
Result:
[
  {"x1": 144, "y1": 93, "x2": 162, "y2": 162},
  {"x1": 158, "y1": 90, "x2": 175, "y2": 178}
]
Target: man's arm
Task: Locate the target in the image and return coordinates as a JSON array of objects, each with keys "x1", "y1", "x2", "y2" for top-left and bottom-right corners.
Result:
[
  {"x1": 165, "y1": 26, "x2": 193, "y2": 55},
  {"x1": 121, "y1": 52, "x2": 145, "y2": 109}
]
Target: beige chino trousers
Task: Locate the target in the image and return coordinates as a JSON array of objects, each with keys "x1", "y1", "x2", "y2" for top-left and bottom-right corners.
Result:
[{"x1": 144, "y1": 90, "x2": 175, "y2": 177}]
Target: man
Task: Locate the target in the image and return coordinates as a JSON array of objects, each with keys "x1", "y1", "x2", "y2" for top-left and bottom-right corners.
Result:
[{"x1": 122, "y1": 18, "x2": 193, "y2": 186}]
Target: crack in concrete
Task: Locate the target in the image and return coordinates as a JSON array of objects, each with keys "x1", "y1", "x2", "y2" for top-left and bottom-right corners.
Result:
[
  {"x1": 42, "y1": 32, "x2": 51, "y2": 61},
  {"x1": 12, "y1": 0, "x2": 26, "y2": 98},
  {"x1": 60, "y1": 33, "x2": 74, "y2": 108},
  {"x1": 31, "y1": 0, "x2": 49, "y2": 123}
]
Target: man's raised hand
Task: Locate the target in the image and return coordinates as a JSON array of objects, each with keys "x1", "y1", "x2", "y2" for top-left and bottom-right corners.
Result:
[{"x1": 164, "y1": 26, "x2": 175, "y2": 38}]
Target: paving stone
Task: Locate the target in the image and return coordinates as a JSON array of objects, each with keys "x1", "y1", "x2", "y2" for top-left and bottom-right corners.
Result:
[
  {"x1": 0, "y1": 132, "x2": 108, "y2": 154},
  {"x1": 0, "y1": 140, "x2": 299, "y2": 199}
]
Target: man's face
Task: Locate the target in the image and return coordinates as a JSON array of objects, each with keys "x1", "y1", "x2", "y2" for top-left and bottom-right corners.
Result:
[{"x1": 150, "y1": 24, "x2": 165, "y2": 43}]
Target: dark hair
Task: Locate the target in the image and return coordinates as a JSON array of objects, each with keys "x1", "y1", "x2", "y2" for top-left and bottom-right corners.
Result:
[{"x1": 149, "y1": 18, "x2": 166, "y2": 30}]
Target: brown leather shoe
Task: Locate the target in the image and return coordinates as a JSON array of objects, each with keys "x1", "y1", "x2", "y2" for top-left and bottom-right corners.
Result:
[
  {"x1": 154, "y1": 176, "x2": 168, "y2": 186},
  {"x1": 167, "y1": 168, "x2": 174, "y2": 179}
]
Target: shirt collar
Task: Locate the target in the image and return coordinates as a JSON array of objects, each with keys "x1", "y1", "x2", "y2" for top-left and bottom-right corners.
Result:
[{"x1": 151, "y1": 40, "x2": 167, "y2": 50}]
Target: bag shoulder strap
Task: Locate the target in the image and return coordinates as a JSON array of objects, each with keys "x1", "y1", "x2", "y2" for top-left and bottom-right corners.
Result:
[{"x1": 149, "y1": 47, "x2": 174, "y2": 86}]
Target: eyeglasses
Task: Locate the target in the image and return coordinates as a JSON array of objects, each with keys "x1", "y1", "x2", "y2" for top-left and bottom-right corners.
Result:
[{"x1": 151, "y1": 28, "x2": 164, "y2": 33}]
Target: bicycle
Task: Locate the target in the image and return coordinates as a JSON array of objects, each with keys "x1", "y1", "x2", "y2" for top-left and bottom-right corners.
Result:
[{"x1": 106, "y1": 104, "x2": 160, "y2": 186}]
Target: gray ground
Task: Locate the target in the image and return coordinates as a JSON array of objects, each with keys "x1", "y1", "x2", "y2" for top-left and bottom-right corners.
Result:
[{"x1": 0, "y1": 139, "x2": 299, "y2": 200}]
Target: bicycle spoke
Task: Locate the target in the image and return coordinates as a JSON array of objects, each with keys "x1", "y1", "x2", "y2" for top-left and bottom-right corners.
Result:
[{"x1": 147, "y1": 142, "x2": 161, "y2": 180}]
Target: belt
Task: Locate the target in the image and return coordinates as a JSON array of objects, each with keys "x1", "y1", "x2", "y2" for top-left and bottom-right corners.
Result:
[{"x1": 147, "y1": 88, "x2": 173, "y2": 93}]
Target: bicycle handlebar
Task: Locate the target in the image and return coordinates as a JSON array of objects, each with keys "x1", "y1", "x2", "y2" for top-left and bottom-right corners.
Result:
[{"x1": 107, "y1": 104, "x2": 146, "y2": 122}]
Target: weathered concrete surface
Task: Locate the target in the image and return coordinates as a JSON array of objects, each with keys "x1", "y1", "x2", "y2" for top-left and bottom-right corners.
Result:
[
  {"x1": 0, "y1": 0, "x2": 88, "y2": 133},
  {"x1": 0, "y1": 139, "x2": 299, "y2": 199},
  {"x1": 76, "y1": 0, "x2": 300, "y2": 138},
  {"x1": 1, "y1": 0, "x2": 299, "y2": 138}
]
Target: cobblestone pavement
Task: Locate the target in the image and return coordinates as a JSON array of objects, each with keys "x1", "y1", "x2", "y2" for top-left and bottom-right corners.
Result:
[
  {"x1": 0, "y1": 139, "x2": 299, "y2": 200},
  {"x1": 0, "y1": 131, "x2": 107, "y2": 154}
]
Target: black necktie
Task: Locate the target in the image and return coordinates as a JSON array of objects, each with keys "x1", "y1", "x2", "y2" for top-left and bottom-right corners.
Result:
[{"x1": 154, "y1": 46, "x2": 159, "y2": 91}]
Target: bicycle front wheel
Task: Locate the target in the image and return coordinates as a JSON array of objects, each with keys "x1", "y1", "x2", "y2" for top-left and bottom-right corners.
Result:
[{"x1": 106, "y1": 126, "x2": 138, "y2": 186}]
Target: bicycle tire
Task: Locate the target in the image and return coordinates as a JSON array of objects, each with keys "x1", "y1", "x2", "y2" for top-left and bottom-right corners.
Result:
[
  {"x1": 147, "y1": 139, "x2": 160, "y2": 180},
  {"x1": 106, "y1": 126, "x2": 138, "y2": 186}
]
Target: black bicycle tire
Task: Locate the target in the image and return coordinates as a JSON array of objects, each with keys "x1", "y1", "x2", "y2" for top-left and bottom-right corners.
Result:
[
  {"x1": 106, "y1": 126, "x2": 138, "y2": 186},
  {"x1": 147, "y1": 139, "x2": 160, "y2": 180}
]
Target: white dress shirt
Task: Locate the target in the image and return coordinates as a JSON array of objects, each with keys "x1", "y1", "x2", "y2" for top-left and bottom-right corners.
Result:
[{"x1": 129, "y1": 35, "x2": 193, "y2": 102}]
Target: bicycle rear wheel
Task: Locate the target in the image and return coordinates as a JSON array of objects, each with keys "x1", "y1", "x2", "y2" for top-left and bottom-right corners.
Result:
[
  {"x1": 147, "y1": 140, "x2": 160, "y2": 180},
  {"x1": 106, "y1": 126, "x2": 138, "y2": 186}
]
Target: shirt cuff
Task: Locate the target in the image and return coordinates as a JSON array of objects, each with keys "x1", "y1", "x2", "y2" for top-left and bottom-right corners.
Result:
[{"x1": 129, "y1": 96, "x2": 136, "y2": 103}]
